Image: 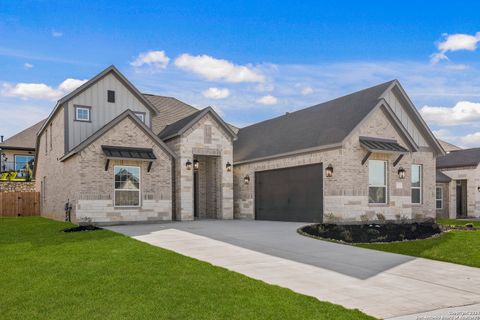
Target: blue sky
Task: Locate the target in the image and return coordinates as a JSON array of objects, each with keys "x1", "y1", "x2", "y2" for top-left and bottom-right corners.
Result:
[{"x1": 1, "y1": 1, "x2": 480, "y2": 147}]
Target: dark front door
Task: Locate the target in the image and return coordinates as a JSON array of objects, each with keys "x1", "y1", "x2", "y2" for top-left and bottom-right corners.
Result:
[
  {"x1": 255, "y1": 163, "x2": 323, "y2": 222},
  {"x1": 456, "y1": 180, "x2": 467, "y2": 217}
]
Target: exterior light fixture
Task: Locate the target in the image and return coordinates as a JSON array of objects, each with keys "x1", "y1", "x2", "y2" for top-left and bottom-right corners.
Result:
[
  {"x1": 478, "y1": 186, "x2": 480, "y2": 192},
  {"x1": 244, "y1": 175, "x2": 250, "y2": 185},
  {"x1": 185, "y1": 160, "x2": 192, "y2": 170},
  {"x1": 397, "y1": 167, "x2": 406, "y2": 179},
  {"x1": 325, "y1": 164, "x2": 333, "y2": 178},
  {"x1": 226, "y1": 162, "x2": 232, "y2": 172},
  {"x1": 193, "y1": 160, "x2": 199, "y2": 170}
]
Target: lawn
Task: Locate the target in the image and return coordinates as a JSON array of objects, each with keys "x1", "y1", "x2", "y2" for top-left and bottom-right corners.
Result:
[
  {"x1": 437, "y1": 218, "x2": 480, "y2": 228},
  {"x1": 357, "y1": 230, "x2": 480, "y2": 268},
  {"x1": 0, "y1": 217, "x2": 373, "y2": 320}
]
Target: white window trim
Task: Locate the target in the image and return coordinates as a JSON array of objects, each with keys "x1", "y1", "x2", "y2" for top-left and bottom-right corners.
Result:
[
  {"x1": 113, "y1": 165, "x2": 141, "y2": 208},
  {"x1": 368, "y1": 160, "x2": 388, "y2": 204},
  {"x1": 436, "y1": 187, "x2": 443, "y2": 209},
  {"x1": 411, "y1": 164, "x2": 423, "y2": 204},
  {"x1": 75, "y1": 106, "x2": 91, "y2": 122}
]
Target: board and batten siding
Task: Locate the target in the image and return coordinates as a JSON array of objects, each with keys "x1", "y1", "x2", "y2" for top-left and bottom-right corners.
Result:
[
  {"x1": 382, "y1": 89, "x2": 428, "y2": 147},
  {"x1": 66, "y1": 72, "x2": 152, "y2": 150}
]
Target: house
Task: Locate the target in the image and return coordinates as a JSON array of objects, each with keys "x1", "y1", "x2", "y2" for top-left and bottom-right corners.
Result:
[
  {"x1": 0, "y1": 120, "x2": 45, "y2": 179},
  {"x1": 436, "y1": 148, "x2": 480, "y2": 219},
  {"x1": 28, "y1": 65, "x2": 444, "y2": 224},
  {"x1": 438, "y1": 139, "x2": 462, "y2": 153}
]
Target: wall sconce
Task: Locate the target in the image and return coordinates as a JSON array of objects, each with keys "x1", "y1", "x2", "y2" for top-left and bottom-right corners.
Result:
[
  {"x1": 244, "y1": 175, "x2": 250, "y2": 185},
  {"x1": 478, "y1": 186, "x2": 480, "y2": 192},
  {"x1": 185, "y1": 159, "x2": 192, "y2": 170},
  {"x1": 397, "y1": 167, "x2": 406, "y2": 180},
  {"x1": 226, "y1": 162, "x2": 232, "y2": 172},
  {"x1": 325, "y1": 164, "x2": 333, "y2": 178},
  {"x1": 193, "y1": 159, "x2": 199, "y2": 170}
]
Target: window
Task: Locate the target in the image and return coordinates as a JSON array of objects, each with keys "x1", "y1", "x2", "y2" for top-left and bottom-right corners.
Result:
[
  {"x1": 436, "y1": 187, "x2": 443, "y2": 209},
  {"x1": 114, "y1": 166, "x2": 140, "y2": 207},
  {"x1": 411, "y1": 164, "x2": 422, "y2": 204},
  {"x1": 75, "y1": 106, "x2": 91, "y2": 121},
  {"x1": 14, "y1": 155, "x2": 34, "y2": 176},
  {"x1": 134, "y1": 112, "x2": 145, "y2": 122},
  {"x1": 107, "y1": 90, "x2": 115, "y2": 103},
  {"x1": 368, "y1": 160, "x2": 387, "y2": 204}
]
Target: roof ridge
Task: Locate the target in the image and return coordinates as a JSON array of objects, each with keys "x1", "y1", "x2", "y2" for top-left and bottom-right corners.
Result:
[{"x1": 239, "y1": 79, "x2": 396, "y2": 130}]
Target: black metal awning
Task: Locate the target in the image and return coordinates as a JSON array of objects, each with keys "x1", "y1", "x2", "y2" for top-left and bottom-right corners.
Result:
[
  {"x1": 102, "y1": 145, "x2": 156, "y2": 172},
  {"x1": 359, "y1": 137, "x2": 409, "y2": 153},
  {"x1": 102, "y1": 145, "x2": 156, "y2": 160},
  {"x1": 359, "y1": 137, "x2": 409, "y2": 166}
]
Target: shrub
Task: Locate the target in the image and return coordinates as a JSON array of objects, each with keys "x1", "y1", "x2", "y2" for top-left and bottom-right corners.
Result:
[
  {"x1": 465, "y1": 223, "x2": 474, "y2": 228},
  {"x1": 376, "y1": 213, "x2": 386, "y2": 222},
  {"x1": 360, "y1": 214, "x2": 369, "y2": 222}
]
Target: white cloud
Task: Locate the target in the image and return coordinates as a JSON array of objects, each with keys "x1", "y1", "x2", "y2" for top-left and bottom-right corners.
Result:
[
  {"x1": 461, "y1": 132, "x2": 480, "y2": 146},
  {"x1": 301, "y1": 86, "x2": 314, "y2": 95},
  {"x1": 1, "y1": 78, "x2": 88, "y2": 101},
  {"x1": 174, "y1": 54, "x2": 265, "y2": 83},
  {"x1": 131, "y1": 50, "x2": 170, "y2": 70},
  {"x1": 23, "y1": 63, "x2": 33, "y2": 70},
  {"x1": 256, "y1": 95, "x2": 278, "y2": 105},
  {"x1": 431, "y1": 32, "x2": 480, "y2": 64},
  {"x1": 51, "y1": 30, "x2": 63, "y2": 37},
  {"x1": 420, "y1": 101, "x2": 480, "y2": 126},
  {"x1": 202, "y1": 87, "x2": 230, "y2": 99}
]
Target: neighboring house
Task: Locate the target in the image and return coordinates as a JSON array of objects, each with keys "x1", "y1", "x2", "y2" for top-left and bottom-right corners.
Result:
[
  {"x1": 0, "y1": 120, "x2": 45, "y2": 178},
  {"x1": 436, "y1": 148, "x2": 480, "y2": 219},
  {"x1": 24, "y1": 65, "x2": 443, "y2": 224},
  {"x1": 438, "y1": 139, "x2": 462, "y2": 153}
]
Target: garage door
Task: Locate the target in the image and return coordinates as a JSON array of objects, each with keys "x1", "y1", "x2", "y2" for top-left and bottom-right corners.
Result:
[{"x1": 255, "y1": 163, "x2": 323, "y2": 222}]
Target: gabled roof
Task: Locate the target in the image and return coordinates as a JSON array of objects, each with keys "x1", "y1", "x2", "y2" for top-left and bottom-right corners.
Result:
[
  {"x1": 38, "y1": 65, "x2": 158, "y2": 136},
  {"x1": 437, "y1": 148, "x2": 480, "y2": 169},
  {"x1": 0, "y1": 119, "x2": 45, "y2": 150},
  {"x1": 438, "y1": 139, "x2": 462, "y2": 153},
  {"x1": 158, "y1": 107, "x2": 237, "y2": 141},
  {"x1": 59, "y1": 109, "x2": 176, "y2": 162},
  {"x1": 436, "y1": 170, "x2": 452, "y2": 183},
  {"x1": 233, "y1": 80, "x2": 396, "y2": 163}
]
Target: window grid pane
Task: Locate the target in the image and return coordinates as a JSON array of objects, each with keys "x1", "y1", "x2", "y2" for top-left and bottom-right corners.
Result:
[
  {"x1": 368, "y1": 160, "x2": 387, "y2": 204},
  {"x1": 114, "y1": 166, "x2": 140, "y2": 206}
]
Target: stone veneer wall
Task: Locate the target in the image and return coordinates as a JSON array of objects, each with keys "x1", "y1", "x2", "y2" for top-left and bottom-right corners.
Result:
[
  {"x1": 0, "y1": 181, "x2": 36, "y2": 192},
  {"x1": 233, "y1": 107, "x2": 437, "y2": 222},
  {"x1": 37, "y1": 115, "x2": 173, "y2": 224},
  {"x1": 439, "y1": 165, "x2": 480, "y2": 218},
  {"x1": 166, "y1": 113, "x2": 234, "y2": 221}
]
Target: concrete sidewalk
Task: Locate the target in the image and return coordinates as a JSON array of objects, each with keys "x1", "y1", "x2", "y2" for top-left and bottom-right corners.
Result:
[{"x1": 108, "y1": 221, "x2": 480, "y2": 319}]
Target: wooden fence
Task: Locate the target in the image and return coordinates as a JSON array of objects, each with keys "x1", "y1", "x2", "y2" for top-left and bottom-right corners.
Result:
[{"x1": 0, "y1": 192, "x2": 40, "y2": 217}]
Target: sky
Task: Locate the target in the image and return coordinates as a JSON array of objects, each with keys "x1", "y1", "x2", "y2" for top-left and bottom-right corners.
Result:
[{"x1": 1, "y1": 1, "x2": 480, "y2": 148}]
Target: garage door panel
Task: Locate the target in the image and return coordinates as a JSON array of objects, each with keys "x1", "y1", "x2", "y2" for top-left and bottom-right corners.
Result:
[{"x1": 255, "y1": 164, "x2": 323, "y2": 222}]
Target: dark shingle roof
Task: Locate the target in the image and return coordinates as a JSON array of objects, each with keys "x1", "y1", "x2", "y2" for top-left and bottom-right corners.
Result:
[
  {"x1": 0, "y1": 119, "x2": 45, "y2": 150},
  {"x1": 436, "y1": 170, "x2": 452, "y2": 183},
  {"x1": 158, "y1": 109, "x2": 204, "y2": 140},
  {"x1": 143, "y1": 94, "x2": 199, "y2": 134},
  {"x1": 436, "y1": 148, "x2": 480, "y2": 169},
  {"x1": 233, "y1": 80, "x2": 396, "y2": 162}
]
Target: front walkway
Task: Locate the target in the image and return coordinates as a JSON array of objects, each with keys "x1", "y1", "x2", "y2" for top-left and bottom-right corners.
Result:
[{"x1": 108, "y1": 220, "x2": 480, "y2": 319}]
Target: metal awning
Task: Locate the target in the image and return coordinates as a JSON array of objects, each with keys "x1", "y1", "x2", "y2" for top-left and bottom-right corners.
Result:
[
  {"x1": 359, "y1": 137, "x2": 409, "y2": 153},
  {"x1": 359, "y1": 137, "x2": 409, "y2": 166},
  {"x1": 102, "y1": 145, "x2": 156, "y2": 172}
]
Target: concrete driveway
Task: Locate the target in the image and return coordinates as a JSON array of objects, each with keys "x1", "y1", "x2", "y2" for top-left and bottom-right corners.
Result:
[{"x1": 108, "y1": 220, "x2": 480, "y2": 319}]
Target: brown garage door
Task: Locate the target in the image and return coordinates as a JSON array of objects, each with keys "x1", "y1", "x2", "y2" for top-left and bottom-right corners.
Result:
[{"x1": 255, "y1": 163, "x2": 323, "y2": 222}]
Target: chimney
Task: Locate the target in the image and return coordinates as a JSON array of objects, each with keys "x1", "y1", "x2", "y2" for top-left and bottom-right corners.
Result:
[{"x1": 0, "y1": 135, "x2": 3, "y2": 143}]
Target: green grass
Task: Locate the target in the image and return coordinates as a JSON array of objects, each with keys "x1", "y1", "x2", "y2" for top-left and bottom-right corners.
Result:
[
  {"x1": 357, "y1": 230, "x2": 480, "y2": 268},
  {"x1": 0, "y1": 217, "x2": 373, "y2": 320},
  {"x1": 437, "y1": 218, "x2": 480, "y2": 228}
]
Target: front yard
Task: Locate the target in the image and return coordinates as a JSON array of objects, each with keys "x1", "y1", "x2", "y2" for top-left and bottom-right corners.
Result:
[
  {"x1": 0, "y1": 217, "x2": 373, "y2": 320},
  {"x1": 357, "y1": 221, "x2": 480, "y2": 268}
]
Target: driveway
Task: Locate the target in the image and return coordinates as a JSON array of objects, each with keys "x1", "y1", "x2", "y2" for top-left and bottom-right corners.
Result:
[{"x1": 108, "y1": 220, "x2": 480, "y2": 319}]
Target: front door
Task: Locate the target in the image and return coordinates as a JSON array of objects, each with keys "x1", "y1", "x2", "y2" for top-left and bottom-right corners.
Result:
[{"x1": 456, "y1": 180, "x2": 467, "y2": 217}]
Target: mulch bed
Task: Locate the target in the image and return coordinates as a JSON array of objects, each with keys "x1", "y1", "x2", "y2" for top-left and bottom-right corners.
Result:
[
  {"x1": 300, "y1": 222, "x2": 442, "y2": 243},
  {"x1": 63, "y1": 225, "x2": 102, "y2": 233}
]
